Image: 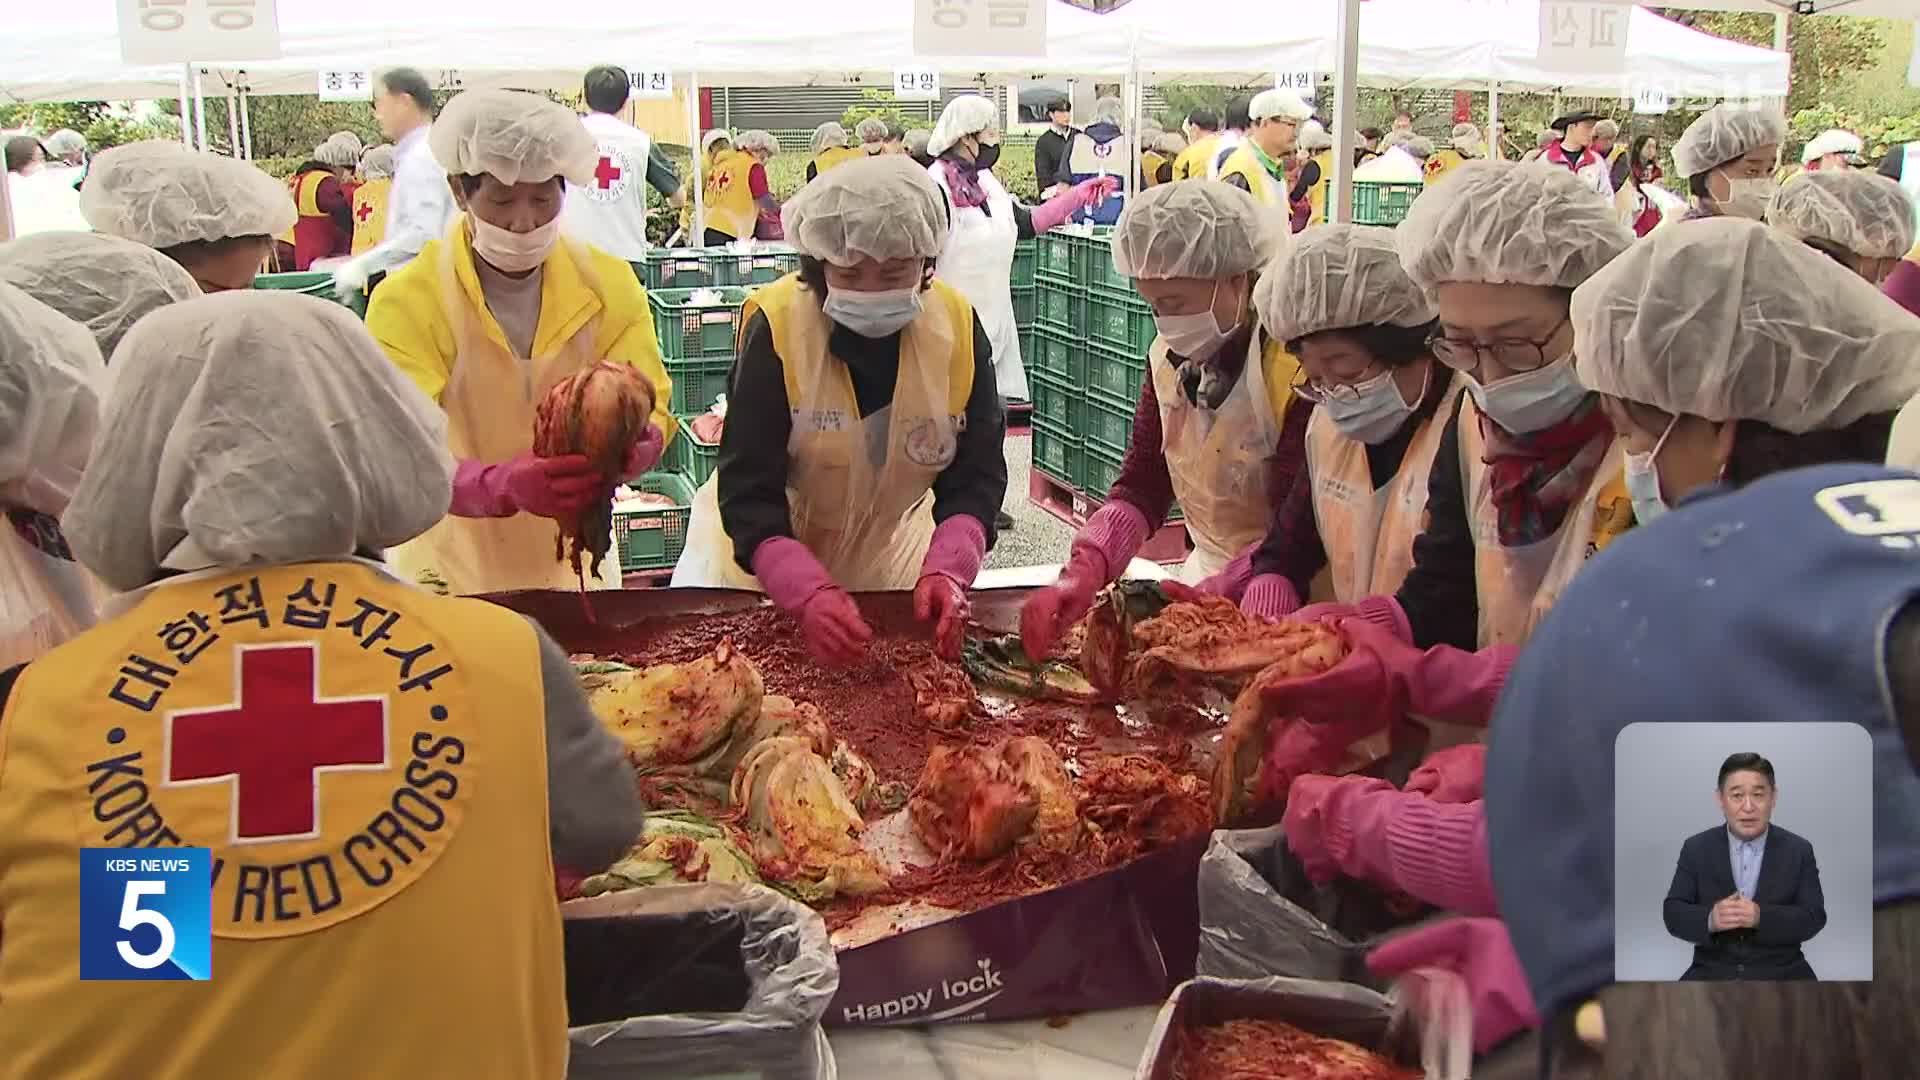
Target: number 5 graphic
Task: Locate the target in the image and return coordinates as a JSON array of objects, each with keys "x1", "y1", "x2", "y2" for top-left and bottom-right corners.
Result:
[{"x1": 116, "y1": 881, "x2": 176, "y2": 970}]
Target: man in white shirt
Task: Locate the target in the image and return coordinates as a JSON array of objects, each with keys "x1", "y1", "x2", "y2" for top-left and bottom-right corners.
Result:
[
  {"x1": 561, "y1": 65, "x2": 686, "y2": 262},
  {"x1": 335, "y1": 67, "x2": 456, "y2": 297}
]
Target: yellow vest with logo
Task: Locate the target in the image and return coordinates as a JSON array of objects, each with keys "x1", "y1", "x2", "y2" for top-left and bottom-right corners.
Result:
[
  {"x1": 811, "y1": 146, "x2": 861, "y2": 178},
  {"x1": 704, "y1": 149, "x2": 760, "y2": 240},
  {"x1": 1142, "y1": 151, "x2": 1168, "y2": 186},
  {"x1": 1218, "y1": 144, "x2": 1282, "y2": 206},
  {"x1": 0, "y1": 561, "x2": 566, "y2": 1080},
  {"x1": 351, "y1": 176, "x2": 393, "y2": 255},
  {"x1": 1307, "y1": 150, "x2": 1334, "y2": 224},
  {"x1": 1174, "y1": 135, "x2": 1221, "y2": 181}
]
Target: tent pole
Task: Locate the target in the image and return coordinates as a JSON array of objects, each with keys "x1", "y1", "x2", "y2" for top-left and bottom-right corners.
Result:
[
  {"x1": 0, "y1": 152, "x2": 15, "y2": 241},
  {"x1": 239, "y1": 80, "x2": 254, "y2": 160},
  {"x1": 193, "y1": 67, "x2": 209, "y2": 154},
  {"x1": 1488, "y1": 83, "x2": 1500, "y2": 161},
  {"x1": 178, "y1": 65, "x2": 194, "y2": 148},
  {"x1": 688, "y1": 71, "x2": 705, "y2": 246},
  {"x1": 1773, "y1": 11, "x2": 1788, "y2": 52},
  {"x1": 1126, "y1": 53, "x2": 1141, "y2": 204},
  {"x1": 226, "y1": 83, "x2": 240, "y2": 157},
  {"x1": 1330, "y1": 0, "x2": 1361, "y2": 224}
]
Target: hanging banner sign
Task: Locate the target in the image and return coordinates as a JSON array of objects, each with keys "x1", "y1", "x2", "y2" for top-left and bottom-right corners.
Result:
[
  {"x1": 894, "y1": 67, "x2": 941, "y2": 100},
  {"x1": 1274, "y1": 70, "x2": 1318, "y2": 95},
  {"x1": 629, "y1": 70, "x2": 673, "y2": 100},
  {"x1": 117, "y1": 0, "x2": 282, "y2": 64},
  {"x1": 913, "y1": 0, "x2": 1047, "y2": 58},
  {"x1": 1633, "y1": 87, "x2": 1670, "y2": 115},
  {"x1": 1538, "y1": 0, "x2": 1631, "y2": 75},
  {"x1": 317, "y1": 70, "x2": 372, "y2": 102}
]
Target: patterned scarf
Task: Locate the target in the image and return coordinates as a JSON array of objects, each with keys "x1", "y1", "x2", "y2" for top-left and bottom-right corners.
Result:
[
  {"x1": 9, "y1": 507, "x2": 75, "y2": 561},
  {"x1": 938, "y1": 154, "x2": 989, "y2": 212},
  {"x1": 1479, "y1": 395, "x2": 1614, "y2": 547}
]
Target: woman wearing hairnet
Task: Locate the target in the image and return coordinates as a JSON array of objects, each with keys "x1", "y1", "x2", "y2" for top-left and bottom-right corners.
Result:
[
  {"x1": 1767, "y1": 169, "x2": 1915, "y2": 291},
  {"x1": 856, "y1": 117, "x2": 891, "y2": 157},
  {"x1": 365, "y1": 89, "x2": 674, "y2": 596},
  {"x1": 926, "y1": 94, "x2": 1117, "y2": 405},
  {"x1": 704, "y1": 129, "x2": 782, "y2": 245},
  {"x1": 1672, "y1": 103, "x2": 1788, "y2": 220},
  {"x1": 1021, "y1": 183, "x2": 1307, "y2": 658},
  {"x1": 0, "y1": 283, "x2": 107, "y2": 668},
  {"x1": 672, "y1": 157, "x2": 1008, "y2": 667},
  {"x1": 352, "y1": 144, "x2": 397, "y2": 256},
  {"x1": 1054, "y1": 96, "x2": 1134, "y2": 225},
  {"x1": 1423, "y1": 122, "x2": 1483, "y2": 187},
  {"x1": 81, "y1": 140, "x2": 296, "y2": 293},
  {"x1": 0, "y1": 232, "x2": 200, "y2": 360},
  {"x1": 277, "y1": 132, "x2": 363, "y2": 271},
  {"x1": 0, "y1": 292, "x2": 641, "y2": 1079},
  {"x1": 806, "y1": 122, "x2": 858, "y2": 182}
]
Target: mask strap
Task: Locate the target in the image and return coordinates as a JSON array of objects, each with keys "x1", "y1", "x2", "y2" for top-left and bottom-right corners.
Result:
[{"x1": 1648, "y1": 412, "x2": 1680, "y2": 461}]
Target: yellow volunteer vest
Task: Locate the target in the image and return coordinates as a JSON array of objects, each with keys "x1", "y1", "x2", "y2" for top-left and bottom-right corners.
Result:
[
  {"x1": 1307, "y1": 150, "x2": 1334, "y2": 224},
  {"x1": 810, "y1": 147, "x2": 861, "y2": 178},
  {"x1": 0, "y1": 561, "x2": 564, "y2": 1080},
  {"x1": 1175, "y1": 135, "x2": 1221, "y2": 181},
  {"x1": 1424, "y1": 148, "x2": 1468, "y2": 186},
  {"x1": 1218, "y1": 144, "x2": 1282, "y2": 206},
  {"x1": 704, "y1": 149, "x2": 759, "y2": 240},
  {"x1": 1143, "y1": 151, "x2": 1168, "y2": 186},
  {"x1": 674, "y1": 274, "x2": 975, "y2": 590},
  {"x1": 1457, "y1": 396, "x2": 1633, "y2": 647},
  {"x1": 351, "y1": 176, "x2": 392, "y2": 255}
]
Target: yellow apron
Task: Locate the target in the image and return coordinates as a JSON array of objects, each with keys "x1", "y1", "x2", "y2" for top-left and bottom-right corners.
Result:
[
  {"x1": 1218, "y1": 144, "x2": 1283, "y2": 207},
  {"x1": 1458, "y1": 396, "x2": 1632, "y2": 647},
  {"x1": 387, "y1": 218, "x2": 625, "y2": 595},
  {"x1": 672, "y1": 277, "x2": 975, "y2": 590},
  {"x1": 1174, "y1": 135, "x2": 1221, "y2": 182},
  {"x1": 810, "y1": 147, "x2": 861, "y2": 177},
  {"x1": 703, "y1": 149, "x2": 759, "y2": 241},
  {"x1": 1308, "y1": 371, "x2": 1463, "y2": 603},
  {"x1": 1307, "y1": 150, "x2": 1334, "y2": 224},
  {"x1": 1150, "y1": 333, "x2": 1300, "y2": 582},
  {"x1": 351, "y1": 177, "x2": 392, "y2": 255},
  {"x1": 0, "y1": 560, "x2": 563, "y2": 1080}
]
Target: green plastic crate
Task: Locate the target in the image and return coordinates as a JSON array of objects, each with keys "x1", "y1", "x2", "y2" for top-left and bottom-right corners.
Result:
[
  {"x1": 1012, "y1": 285, "x2": 1037, "y2": 328},
  {"x1": 1036, "y1": 286, "x2": 1088, "y2": 338},
  {"x1": 677, "y1": 414, "x2": 722, "y2": 489},
  {"x1": 637, "y1": 249, "x2": 726, "y2": 290},
  {"x1": 740, "y1": 247, "x2": 800, "y2": 285},
  {"x1": 614, "y1": 471, "x2": 697, "y2": 572},
  {"x1": 1012, "y1": 238, "x2": 1037, "y2": 289},
  {"x1": 1035, "y1": 230, "x2": 1085, "y2": 289},
  {"x1": 1030, "y1": 417, "x2": 1082, "y2": 486},
  {"x1": 1082, "y1": 442, "x2": 1124, "y2": 498},
  {"x1": 1078, "y1": 231, "x2": 1132, "y2": 295},
  {"x1": 1088, "y1": 290, "x2": 1157, "y2": 355},
  {"x1": 650, "y1": 286, "x2": 751, "y2": 361},
  {"x1": 666, "y1": 357, "x2": 732, "y2": 414},
  {"x1": 1027, "y1": 371, "x2": 1082, "y2": 434},
  {"x1": 1084, "y1": 391, "x2": 1135, "y2": 458},
  {"x1": 1019, "y1": 325, "x2": 1036, "y2": 368},
  {"x1": 1087, "y1": 341, "x2": 1147, "y2": 409},
  {"x1": 1353, "y1": 181, "x2": 1423, "y2": 226},
  {"x1": 1029, "y1": 326, "x2": 1086, "y2": 386},
  {"x1": 254, "y1": 271, "x2": 366, "y2": 318}
]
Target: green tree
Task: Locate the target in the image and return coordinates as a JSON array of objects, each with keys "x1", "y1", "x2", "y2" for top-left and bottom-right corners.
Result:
[
  {"x1": 1655, "y1": 10, "x2": 1883, "y2": 116},
  {"x1": 840, "y1": 89, "x2": 912, "y2": 135}
]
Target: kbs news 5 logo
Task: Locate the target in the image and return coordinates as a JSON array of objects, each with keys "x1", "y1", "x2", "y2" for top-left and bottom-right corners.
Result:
[{"x1": 80, "y1": 848, "x2": 213, "y2": 980}]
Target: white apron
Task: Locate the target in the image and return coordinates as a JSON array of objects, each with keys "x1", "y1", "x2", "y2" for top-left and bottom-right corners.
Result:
[
  {"x1": 671, "y1": 280, "x2": 968, "y2": 591},
  {"x1": 1151, "y1": 333, "x2": 1284, "y2": 583},
  {"x1": 931, "y1": 163, "x2": 1025, "y2": 401},
  {"x1": 387, "y1": 221, "x2": 623, "y2": 596}
]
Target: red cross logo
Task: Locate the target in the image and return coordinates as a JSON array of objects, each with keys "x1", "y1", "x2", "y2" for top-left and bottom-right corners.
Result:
[
  {"x1": 165, "y1": 644, "x2": 389, "y2": 843},
  {"x1": 594, "y1": 155, "x2": 623, "y2": 190},
  {"x1": 355, "y1": 201, "x2": 375, "y2": 223}
]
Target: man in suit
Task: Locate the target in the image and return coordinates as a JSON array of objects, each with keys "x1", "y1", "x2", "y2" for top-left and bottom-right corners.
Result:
[{"x1": 1662, "y1": 752, "x2": 1826, "y2": 980}]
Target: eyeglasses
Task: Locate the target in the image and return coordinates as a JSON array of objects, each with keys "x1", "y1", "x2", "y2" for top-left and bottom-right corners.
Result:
[
  {"x1": 1426, "y1": 317, "x2": 1569, "y2": 374},
  {"x1": 1291, "y1": 361, "x2": 1385, "y2": 404}
]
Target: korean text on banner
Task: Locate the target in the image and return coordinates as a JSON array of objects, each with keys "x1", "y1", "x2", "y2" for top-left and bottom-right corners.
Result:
[
  {"x1": 895, "y1": 68, "x2": 941, "y2": 100},
  {"x1": 117, "y1": 0, "x2": 283, "y2": 64},
  {"x1": 318, "y1": 70, "x2": 372, "y2": 102},
  {"x1": 913, "y1": 0, "x2": 1048, "y2": 58},
  {"x1": 630, "y1": 70, "x2": 673, "y2": 100},
  {"x1": 1538, "y1": 0, "x2": 1631, "y2": 75},
  {"x1": 1276, "y1": 70, "x2": 1318, "y2": 96}
]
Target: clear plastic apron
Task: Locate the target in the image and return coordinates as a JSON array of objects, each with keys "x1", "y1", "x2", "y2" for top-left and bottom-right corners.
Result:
[
  {"x1": 0, "y1": 521, "x2": 106, "y2": 669},
  {"x1": 1150, "y1": 332, "x2": 1283, "y2": 583},
  {"x1": 672, "y1": 284, "x2": 961, "y2": 591},
  {"x1": 931, "y1": 164, "x2": 1025, "y2": 401}
]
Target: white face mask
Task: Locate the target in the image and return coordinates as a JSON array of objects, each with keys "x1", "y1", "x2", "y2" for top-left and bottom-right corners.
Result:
[
  {"x1": 470, "y1": 214, "x2": 561, "y2": 273},
  {"x1": 1717, "y1": 176, "x2": 1775, "y2": 220},
  {"x1": 1155, "y1": 280, "x2": 1239, "y2": 359},
  {"x1": 1463, "y1": 355, "x2": 1588, "y2": 435},
  {"x1": 1622, "y1": 414, "x2": 1680, "y2": 526},
  {"x1": 824, "y1": 285, "x2": 923, "y2": 338},
  {"x1": 1326, "y1": 365, "x2": 1424, "y2": 445}
]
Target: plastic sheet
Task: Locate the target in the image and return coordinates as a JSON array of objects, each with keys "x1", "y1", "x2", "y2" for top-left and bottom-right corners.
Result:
[
  {"x1": 0, "y1": 519, "x2": 104, "y2": 669},
  {"x1": 1196, "y1": 827, "x2": 1434, "y2": 989},
  {"x1": 564, "y1": 883, "x2": 840, "y2": 1080},
  {"x1": 1137, "y1": 976, "x2": 1426, "y2": 1079}
]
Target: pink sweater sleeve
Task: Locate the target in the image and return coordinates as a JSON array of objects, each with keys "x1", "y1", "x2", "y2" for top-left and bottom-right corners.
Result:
[
  {"x1": 1885, "y1": 260, "x2": 1920, "y2": 319},
  {"x1": 1320, "y1": 779, "x2": 1498, "y2": 917}
]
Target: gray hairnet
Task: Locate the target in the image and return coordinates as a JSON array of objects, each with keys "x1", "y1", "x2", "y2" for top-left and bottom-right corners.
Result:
[
  {"x1": 0, "y1": 232, "x2": 200, "y2": 361},
  {"x1": 702, "y1": 129, "x2": 732, "y2": 154},
  {"x1": 315, "y1": 133, "x2": 360, "y2": 167},
  {"x1": 737, "y1": 130, "x2": 779, "y2": 156},
  {"x1": 1767, "y1": 170, "x2": 1916, "y2": 260},
  {"x1": 1671, "y1": 103, "x2": 1787, "y2": 179},
  {"x1": 1251, "y1": 89, "x2": 1314, "y2": 122},
  {"x1": 929, "y1": 95, "x2": 999, "y2": 156},
  {"x1": 1402, "y1": 136, "x2": 1435, "y2": 160},
  {"x1": 43, "y1": 129, "x2": 85, "y2": 158},
  {"x1": 81, "y1": 140, "x2": 295, "y2": 249},
  {"x1": 811, "y1": 122, "x2": 848, "y2": 155},
  {"x1": 1155, "y1": 132, "x2": 1190, "y2": 155},
  {"x1": 0, "y1": 282, "x2": 105, "y2": 519},
  {"x1": 1396, "y1": 161, "x2": 1633, "y2": 291},
  {"x1": 1112, "y1": 181, "x2": 1284, "y2": 281},
  {"x1": 781, "y1": 154, "x2": 946, "y2": 265},
  {"x1": 1090, "y1": 96, "x2": 1126, "y2": 126},
  {"x1": 1571, "y1": 217, "x2": 1920, "y2": 434},
  {"x1": 1593, "y1": 119, "x2": 1620, "y2": 141},
  {"x1": 1299, "y1": 120, "x2": 1332, "y2": 152},
  {"x1": 360, "y1": 144, "x2": 396, "y2": 179},
  {"x1": 1255, "y1": 224, "x2": 1438, "y2": 343},
  {"x1": 904, "y1": 129, "x2": 932, "y2": 155},
  {"x1": 856, "y1": 118, "x2": 888, "y2": 144},
  {"x1": 430, "y1": 89, "x2": 596, "y2": 186},
  {"x1": 63, "y1": 293, "x2": 454, "y2": 593},
  {"x1": 1381, "y1": 131, "x2": 1416, "y2": 152}
]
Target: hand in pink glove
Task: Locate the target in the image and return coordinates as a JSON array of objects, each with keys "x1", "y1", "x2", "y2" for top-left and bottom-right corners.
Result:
[
  {"x1": 916, "y1": 515, "x2": 986, "y2": 659},
  {"x1": 1280, "y1": 772, "x2": 1496, "y2": 915},
  {"x1": 915, "y1": 574, "x2": 969, "y2": 660},
  {"x1": 752, "y1": 536, "x2": 874, "y2": 666},
  {"x1": 1196, "y1": 543, "x2": 1257, "y2": 602},
  {"x1": 1029, "y1": 176, "x2": 1124, "y2": 233},
  {"x1": 451, "y1": 453, "x2": 604, "y2": 520},
  {"x1": 1240, "y1": 574, "x2": 1302, "y2": 620},
  {"x1": 1367, "y1": 917, "x2": 1540, "y2": 1054},
  {"x1": 1405, "y1": 744, "x2": 1487, "y2": 804},
  {"x1": 621, "y1": 423, "x2": 666, "y2": 481},
  {"x1": 798, "y1": 588, "x2": 875, "y2": 666},
  {"x1": 1020, "y1": 548, "x2": 1104, "y2": 661},
  {"x1": 1294, "y1": 594, "x2": 1414, "y2": 643}
]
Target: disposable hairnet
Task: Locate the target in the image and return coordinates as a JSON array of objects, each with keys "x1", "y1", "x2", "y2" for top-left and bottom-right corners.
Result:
[
  {"x1": 81, "y1": 140, "x2": 295, "y2": 249},
  {"x1": 738, "y1": 130, "x2": 779, "y2": 156},
  {"x1": 928, "y1": 95, "x2": 999, "y2": 156},
  {"x1": 43, "y1": 129, "x2": 85, "y2": 158},
  {"x1": 0, "y1": 232, "x2": 200, "y2": 360},
  {"x1": 1571, "y1": 217, "x2": 1920, "y2": 434},
  {"x1": 1255, "y1": 224, "x2": 1437, "y2": 343},
  {"x1": 702, "y1": 129, "x2": 732, "y2": 154},
  {"x1": 360, "y1": 144, "x2": 396, "y2": 179},
  {"x1": 856, "y1": 118, "x2": 888, "y2": 144},
  {"x1": 781, "y1": 155, "x2": 947, "y2": 265},
  {"x1": 1451, "y1": 122, "x2": 1484, "y2": 156},
  {"x1": 1671, "y1": 103, "x2": 1786, "y2": 179},
  {"x1": 811, "y1": 122, "x2": 848, "y2": 155},
  {"x1": 330, "y1": 130, "x2": 365, "y2": 158},
  {"x1": 1768, "y1": 170, "x2": 1916, "y2": 259},
  {"x1": 315, "y1": 134, "x2": 359, "y2": 167},
  {"x1": 1155, "y1": 132, "x2": 1190, "y2": 155},
  {"x1": 1402, "y1": 136, "x2": 1435, "y2": 160},
  {"x1": 1801, "y1": 128, "x2": 1862, "y2": 164},
  {"x1": 0, "y1": 281, "x2": 105, "y2": 519},
  {"x1": 430, "y1": 88, "x2": 596, "y2": 186},
  {"x1": 1251, "y1": 89, "x2": 1314, "y2": 122},
  {"x1": 1593, "y1": 119, "x2": 1619, "y2": 141},
  {"x1": 63, "y1": 293, "x2": 454, "y2": 593},
  {"x1": 1396, "y1": 161, "x2": 1633, "y2": 290},
  {"x1": 904, "y1": 129, "x2": 932, "y2": 156},
  {"x1": 1381, "y1": 131, "x2": 1415, "y2": 152},
  {"x1": 1299, "y1": 120, "x2": 1332, "y2": 152},
  {"x1": 1090, "y1": 97, "x2": 1126, "y2": 126},
  {"x1": 1111, "y1": 181, "x2": 1283, "y2": 280}
]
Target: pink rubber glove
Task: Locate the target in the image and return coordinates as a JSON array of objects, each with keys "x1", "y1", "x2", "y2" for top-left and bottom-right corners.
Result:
[
  {"x1": 915, "y1": 515, "x2": 986, "y2": 660},
  {"x1": 1196, "y1": 542, "x2": 1257, "y2": 601},
  {"x1": 1367, "y1": 918, "x2": 1540, "y2": 1054},
  {"x1": 1240, "y1": 574, "x2": 1303, "y2": 620},
  {"x1": 915, "y1": 574, "x2": 969, "y2": 660},
  {"x1": 752, "y1": 537, "x2": 873, "y2": 666},
  {"x1": 1294, "y1": 594, "x2": 1414, "y2": 644},
  {"x1": 1019, "y1": 501, "x2": 1150, "y2": 659},
  {"x1": 621, "y1": 423, "x2": 666, "y2": 481},
  {"x1": 1030, "y1": 176, "x2": 1121, "y2": 232},
  {"x1": 1281, "y1": 773, "x2": 1496, "y2": 916},
  {"x1": 1405, "y1": 743, "x2": 1487, "y2": 804},
  {"x1": 449, "y1": 453, "x2": 603, "y2": 520}
]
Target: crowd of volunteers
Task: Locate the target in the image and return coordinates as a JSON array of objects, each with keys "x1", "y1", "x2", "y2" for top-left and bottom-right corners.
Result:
[{"x1": 0, "y1": 61, "x2": 1917, "y2": 1078}]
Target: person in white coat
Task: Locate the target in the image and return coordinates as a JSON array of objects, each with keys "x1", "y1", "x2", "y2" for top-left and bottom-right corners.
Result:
[{"x1": 562, "y1": 64, "x2": 686, "y2": 262}]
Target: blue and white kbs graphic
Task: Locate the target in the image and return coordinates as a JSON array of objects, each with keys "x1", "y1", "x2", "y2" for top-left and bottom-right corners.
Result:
[{"x1": 79, "y1": 847, "x2": 212, "y2": 980}]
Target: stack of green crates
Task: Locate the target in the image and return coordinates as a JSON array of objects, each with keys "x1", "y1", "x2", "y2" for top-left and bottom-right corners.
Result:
[
  {"x1": 255, "y1": 271, "x2": 367, "y2": 319},
  {"x1": 1030, "y1": 230, "x2": 1087, "y2": 489},
  {"x1": 648, "y1": 286, "x2": 752, "y2": 415},
  {"x1": 1353, "y1": 181, "x2": 1424, "y2": 227},
  {"x1": 612, "y1": 471, "x2": 698, "y2": 573},
  {"x1": 1012, "y1": 237, "x2": 1037, "y2": 366},
  {"x1": 635, "y1": 245, "x2": 800, "y2": 290}
]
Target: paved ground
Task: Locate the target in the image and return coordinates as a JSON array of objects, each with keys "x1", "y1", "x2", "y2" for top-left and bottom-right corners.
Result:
[{"x1": 985, "y1": 431, "x2": 1077, "y2": 571}]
